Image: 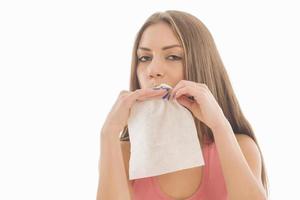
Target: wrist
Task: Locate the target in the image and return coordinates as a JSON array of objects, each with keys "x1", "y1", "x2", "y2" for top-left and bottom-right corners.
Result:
[{"x1": 210, "y1": 117, "x2": 231, "y2": 133}]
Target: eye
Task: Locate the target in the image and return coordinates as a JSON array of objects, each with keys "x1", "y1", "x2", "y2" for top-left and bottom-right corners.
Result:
[
  {"x1": 138, "y1": 56, "x2": 152, "y2": 62},
  {"x1": 137, "y1": 55, "x2": 182, "y2": 63},
  {"x1": 167, "y1": 55, "x2": 182, "y2": 61}
]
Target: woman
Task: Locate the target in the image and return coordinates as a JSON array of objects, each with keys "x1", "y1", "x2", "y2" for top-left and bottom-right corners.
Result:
[{"x1": 97, "y1": 10, "x2": 269, "y2": 200}]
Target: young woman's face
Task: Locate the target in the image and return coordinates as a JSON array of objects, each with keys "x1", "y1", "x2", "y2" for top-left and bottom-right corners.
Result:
[{"x1": 136, "y1": 22, "x2": 185, "y2": 89}]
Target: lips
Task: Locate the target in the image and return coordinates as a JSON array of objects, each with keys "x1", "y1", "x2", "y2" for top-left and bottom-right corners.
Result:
[
  {"x1": 153, "y1": 83, "x2": 172, "y2": 89},
  {"x1": 152, "y1": 83, "x2": 173, "y2": 100}
]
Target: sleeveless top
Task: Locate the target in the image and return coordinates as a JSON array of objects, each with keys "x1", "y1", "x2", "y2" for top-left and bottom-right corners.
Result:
[{"x1": 132, "y1": 141, "x2": 228, "y2": 200}]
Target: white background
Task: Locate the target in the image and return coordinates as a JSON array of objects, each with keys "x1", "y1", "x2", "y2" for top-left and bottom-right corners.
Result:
[{"x1": 0, "y1": 0, "x2": 299, "y2": 199}]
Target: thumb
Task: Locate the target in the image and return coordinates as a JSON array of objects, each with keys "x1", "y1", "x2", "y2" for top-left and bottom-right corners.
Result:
[{"x1": 176, "y1": 96, "x2": 193, "y2": 110}]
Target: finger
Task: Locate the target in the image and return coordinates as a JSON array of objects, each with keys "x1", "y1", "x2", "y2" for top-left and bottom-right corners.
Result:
[
  {"x1": 138, "y1": 93, "x2": 168, "y2": 101},
  {"x1": 169, "y1": 80, "x2": 185, "y2": 98},
  {"x1": 138, "y1": 88, "x2": 168, "y2": 98},
  {"x1": 137, "y1": 90, "x2": 169, "y2": 101},
  {"x1": 138, "y1": 87, "x2": 170, "y2": 100},
  {"x1": 173, "y1": 85, "x2": 196, "y2": 100},
  {"x1": 170, "y1": 80, "x2": 195, "y2": 98},
  {"x1": 176, "y1": 95, "x2": 194, "y2": 110},
  {"x1": 128, "y1": 88, "x2": 167, "y2": 102}
]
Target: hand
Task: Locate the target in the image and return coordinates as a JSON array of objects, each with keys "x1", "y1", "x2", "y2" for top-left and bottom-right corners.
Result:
[
  {"x1": 170, "y1": 80, "x2": 228, "y2": 130},
  {"x1": 101, "y1": 87, "x2": 168, "y2": 138}
]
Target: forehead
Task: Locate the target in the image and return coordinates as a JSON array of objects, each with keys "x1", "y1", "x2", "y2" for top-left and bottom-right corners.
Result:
[{"x1": 138, "y1": 22, "x2": 181, "y2": 49}]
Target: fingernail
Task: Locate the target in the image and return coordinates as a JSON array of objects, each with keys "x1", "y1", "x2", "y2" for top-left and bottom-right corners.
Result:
[
  {"x1": 162, "y1": 92, "x2": 169, "y2": 99},
  {"x1": 152, "y1": 87, "x2": 161, "y2": 90}
]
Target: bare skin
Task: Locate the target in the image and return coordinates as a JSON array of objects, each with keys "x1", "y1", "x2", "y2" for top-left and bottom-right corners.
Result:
[
  {"x1": 98, "y1": 21, "x2": 266, "y2": 200},
  {"x1": 133, "y1": 22, "x2": 206, "y2": 199},
  {"x1": 121, "y1": 140, "x2": 206, "y2": 200},
  {"x1": 139, "y1": 21, "x2": 266, "y2": 198}
]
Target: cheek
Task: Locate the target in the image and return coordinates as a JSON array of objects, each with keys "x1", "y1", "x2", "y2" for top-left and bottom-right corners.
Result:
[
  {"x1": 136, "y1": 67, "x2": 147, "y2": 84},
  {"x1": 170, "y1": 65, "x2": 184, "y2": 80},
  {"x1": 175, "y1": 73, "x2": 184, "y2": 82},
  {"x1": 180, "y1": 65, "x2": 185, "y2": 79},
  {"x1": 136, "y1": 67, "x2": 143, "y2": 78}
]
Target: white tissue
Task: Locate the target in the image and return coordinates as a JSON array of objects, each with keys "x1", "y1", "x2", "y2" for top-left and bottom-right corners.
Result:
[{"x1": 127, "y1": 87, "x2": 205, "y2": 180}]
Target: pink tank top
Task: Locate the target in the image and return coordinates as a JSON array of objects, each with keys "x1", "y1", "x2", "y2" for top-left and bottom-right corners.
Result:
[{"x1": 132, "y1": 142, "x2": 228, "y2": 200}]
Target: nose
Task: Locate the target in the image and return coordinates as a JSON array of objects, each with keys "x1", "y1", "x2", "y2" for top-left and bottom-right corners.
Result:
[
  {"x1": 148, "y1": 71, "x2": 164, "y2": 78},
  {"x1": 147, "y1": 58, "x2": 165, "y2": 79}
]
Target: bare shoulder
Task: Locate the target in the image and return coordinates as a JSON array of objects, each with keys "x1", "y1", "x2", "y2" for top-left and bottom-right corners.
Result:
[
  {"x1": 235, "y1": 133, "x2": 263, "y2": 181},
  {"x1": 235, "y1": 134, "x2": 260, "y2": 154},
  {"x1": 235, "y1": 133, "x2": 261, "y2": 160},
  {"x1": 235, "y1": 134, "x2": 256, "y2": 146}
]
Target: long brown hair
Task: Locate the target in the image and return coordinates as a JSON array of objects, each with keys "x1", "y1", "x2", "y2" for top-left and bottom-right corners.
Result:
[{"x1": 120, "y1": 10, "x2": 269, "y2": 196}]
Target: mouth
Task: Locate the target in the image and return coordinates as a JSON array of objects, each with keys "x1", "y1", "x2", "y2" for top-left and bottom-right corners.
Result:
[
  {"x1": 153, "y1": 83, "x2": 173, "y2": 89},
  {"x1": 152, "y1": 83, "x2": 173, "y2": 100}
]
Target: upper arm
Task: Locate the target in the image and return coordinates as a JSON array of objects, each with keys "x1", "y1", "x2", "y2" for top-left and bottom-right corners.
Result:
[{"x1": 235, "y1": 134, "x2": 263, "y2": 183}]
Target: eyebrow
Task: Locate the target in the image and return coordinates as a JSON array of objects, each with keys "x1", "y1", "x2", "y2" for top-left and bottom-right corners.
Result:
[{"x1": 138, "y1": 44, "x2": 182, "y2": 51}]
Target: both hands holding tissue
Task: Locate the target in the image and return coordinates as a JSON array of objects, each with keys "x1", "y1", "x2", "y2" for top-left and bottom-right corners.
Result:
[{"x1": 102, "y1": 80, "x2": 228, "y2": 180}]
